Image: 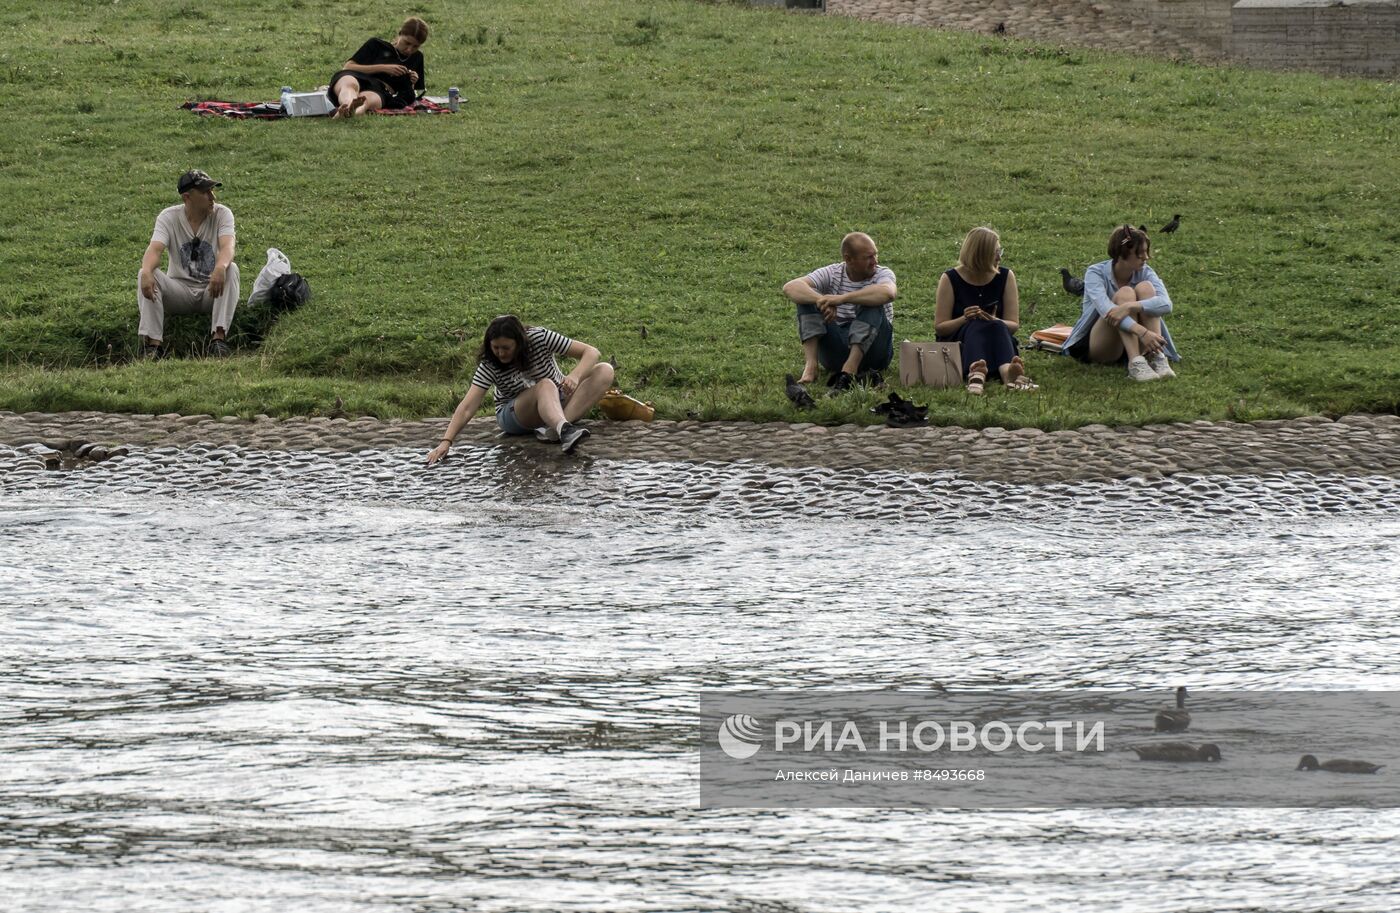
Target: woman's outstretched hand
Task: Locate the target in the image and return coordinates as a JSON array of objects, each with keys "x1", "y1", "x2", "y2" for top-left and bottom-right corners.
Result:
[{"x1": 426, "y1": 441, "x2": 451, "y2": 466}]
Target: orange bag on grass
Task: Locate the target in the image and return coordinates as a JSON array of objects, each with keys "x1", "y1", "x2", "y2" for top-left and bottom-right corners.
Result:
[
  {"x1": 598, "y1": 388, "x2": 655, "y2": 422},
  {"x1": 1027, "y1": 324, "x2": 1073, "y2": 353}
]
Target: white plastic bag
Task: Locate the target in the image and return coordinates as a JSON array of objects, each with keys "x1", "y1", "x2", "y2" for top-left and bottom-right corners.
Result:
[{"x1": 248, "y1": 248, "x2": 291, "y2": 306}]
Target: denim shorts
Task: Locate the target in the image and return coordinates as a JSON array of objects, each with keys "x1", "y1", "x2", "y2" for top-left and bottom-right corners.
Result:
[
  {"x1": 496, "y1": 388, "x2": 567, "y2": 435},
  {"x1": 496, "y1": 399, "x2": 533, "y2": 435}
]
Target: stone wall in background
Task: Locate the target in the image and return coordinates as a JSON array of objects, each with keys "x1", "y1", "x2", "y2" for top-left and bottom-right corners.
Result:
[
  {"x1": 1095, "y1": 0, "x2": 1237, "y2": 54},
  {"x1": 1232, "y1": 0, "x2": 1400, "y2": 76}
]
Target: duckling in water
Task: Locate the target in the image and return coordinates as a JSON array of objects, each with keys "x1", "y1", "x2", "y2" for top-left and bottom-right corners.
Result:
[
  {"x1": 1296, "y1": 755, "x2": 1384, "y2": 774},
  {"x1": 1154, "y1": 686, "x2": 1191, "y2": 733},
  {"x1": 1133, "y1": 742, "x2": 1222, "y2": 762}
]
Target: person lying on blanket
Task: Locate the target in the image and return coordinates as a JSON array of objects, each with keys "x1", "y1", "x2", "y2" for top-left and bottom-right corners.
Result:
[{"x1": 328, "y1": 16, "x2": 428, "y2": 119}]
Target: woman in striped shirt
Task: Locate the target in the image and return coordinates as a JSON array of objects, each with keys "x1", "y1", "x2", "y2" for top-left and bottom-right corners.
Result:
[{"x1": 426, "y1": 315, "x2": 615, "y2": 463}]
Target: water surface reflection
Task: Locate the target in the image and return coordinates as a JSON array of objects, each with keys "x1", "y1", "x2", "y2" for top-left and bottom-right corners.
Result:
[{"x1": 2, "y1": 445, "x2": 1398, "y2": 911}]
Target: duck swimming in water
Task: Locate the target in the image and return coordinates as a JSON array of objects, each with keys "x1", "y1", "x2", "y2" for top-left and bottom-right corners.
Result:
[
  {"x1": 1132, "y1": 742, "x2": 1221, "y2": 762},
  {"x1": 1155, "y1": 686, "x2": 1191, "y2": 733},
  {"x1": 1296, "y1": 755, "x2": 1383, "y2": 774}
]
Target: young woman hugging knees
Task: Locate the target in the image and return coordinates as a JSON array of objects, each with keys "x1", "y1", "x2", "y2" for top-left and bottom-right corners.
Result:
[{"x1": 1063, "y1": 225, "x2": 1180, "y2": 383}]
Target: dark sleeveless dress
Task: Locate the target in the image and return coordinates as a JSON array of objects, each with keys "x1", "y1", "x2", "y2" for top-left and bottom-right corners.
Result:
[{"x1": 938, "y1": 267, "x2": 1018, "y2": 378}]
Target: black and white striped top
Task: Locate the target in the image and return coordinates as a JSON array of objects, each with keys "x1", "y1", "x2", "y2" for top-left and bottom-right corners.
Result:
[
  {"x1": 805, "y1": 263, "x2": 897, "y2": 324},
  {"x1": 469, "y1": 326, "x2": 575, "y2": 407}
]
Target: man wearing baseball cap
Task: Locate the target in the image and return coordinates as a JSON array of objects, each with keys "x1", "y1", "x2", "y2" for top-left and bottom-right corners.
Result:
[{"x1": 136, "y1": 169, "x2": 239, "y2": 358}]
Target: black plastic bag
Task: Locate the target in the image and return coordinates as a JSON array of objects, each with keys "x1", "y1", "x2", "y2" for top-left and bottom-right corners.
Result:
[{"x1": 269, "y1": 273, "x2": 311, "y2": 312}]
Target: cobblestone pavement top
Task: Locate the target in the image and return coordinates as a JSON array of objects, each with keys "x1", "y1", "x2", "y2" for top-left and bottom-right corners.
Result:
[
  {"x1": 829, "y1": 0, "x2": 1221, "y2": 62},
  {"x1": 3, "y1": 410, "x2": 1400, "y2": 483}
]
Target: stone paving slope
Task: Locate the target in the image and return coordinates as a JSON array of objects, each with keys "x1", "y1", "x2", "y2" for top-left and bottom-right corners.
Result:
[
  {"x1": 828, "y1": 0, "x2": 1221, "y2": 62},
  {"x1": 3, "y1": 410, "x2": 1400, "y2": 483}
]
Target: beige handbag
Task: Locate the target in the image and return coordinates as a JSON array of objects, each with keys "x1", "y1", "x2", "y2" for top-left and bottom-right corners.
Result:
[{"x1": 899, "y1": 340, "x2": 963, "y2": 388}]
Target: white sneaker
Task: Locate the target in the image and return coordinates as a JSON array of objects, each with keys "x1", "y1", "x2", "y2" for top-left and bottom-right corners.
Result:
[
  {"x1": 1148, "y1": 352, "x2": 1176, "y2": 379},
  {"x1": 1128, "y1": 356, "x2": 1160, "y2": 383}
]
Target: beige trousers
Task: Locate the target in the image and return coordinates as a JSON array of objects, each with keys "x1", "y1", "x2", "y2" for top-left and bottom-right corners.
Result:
[{"x1": 137, "y1": 264, "x2": 240, "y2": 342}]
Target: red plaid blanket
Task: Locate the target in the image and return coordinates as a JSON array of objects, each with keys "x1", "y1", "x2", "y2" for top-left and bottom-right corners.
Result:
[{"x1": 182, "y1": 99, "x2": 452, "y2": 119}]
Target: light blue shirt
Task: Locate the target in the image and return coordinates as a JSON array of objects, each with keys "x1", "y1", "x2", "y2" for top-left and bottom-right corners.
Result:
[{"x1": 1062, "y1": 261, "x2": 1179, "y2": 362}]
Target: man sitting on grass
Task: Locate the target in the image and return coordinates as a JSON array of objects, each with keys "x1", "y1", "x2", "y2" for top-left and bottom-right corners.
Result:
[
  {"x1": 782, "y1": 231, "x2": 897, "y2": 392},
  {"x1": 136, "y1": 170, "x2": 239, "y2": 359}
]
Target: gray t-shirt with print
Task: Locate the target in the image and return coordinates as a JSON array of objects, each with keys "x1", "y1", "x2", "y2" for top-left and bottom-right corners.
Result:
[{"x1": 151, "y1": 203, "x2": 235, "y2": 285}]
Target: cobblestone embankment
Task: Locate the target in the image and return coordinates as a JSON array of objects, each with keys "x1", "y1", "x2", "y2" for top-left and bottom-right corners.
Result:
[
  {"x1": 825, "y1": 0, "x2": 1222, "y2": 61},
  {"x1": 4, "y1": 410, "x2": 1400, "y2": 483}
]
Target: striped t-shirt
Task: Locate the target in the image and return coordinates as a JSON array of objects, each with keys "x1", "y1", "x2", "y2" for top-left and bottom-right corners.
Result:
[
  {"x1": 470, "y1": 326, "x2": 575, "y2": 408},
  {"x1": 805, "y1": 263, "x2": 897, "y2": 324}
]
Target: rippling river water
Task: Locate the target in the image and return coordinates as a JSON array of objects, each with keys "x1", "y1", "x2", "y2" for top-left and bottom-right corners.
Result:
[{"x1": 3, "y1": 443, "x2": 1399, "y2": 911}]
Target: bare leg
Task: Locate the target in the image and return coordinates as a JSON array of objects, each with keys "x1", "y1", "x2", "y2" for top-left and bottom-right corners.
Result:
[
  {"x1": 1133, "y1": 281, "x2": 1164, "y2": 345},
  {"x1": 799, "y1": 339, "x2": 820, "y2": 384},
  {"x1": 563, "y1": 363, "x2": 616, "y2": 423},
  {"x1": 331, "y1": 76, "x2": 360, "y2": 118},
  {"x1": 508, "y1": 379, "x2": 566, "y2": 432},
  {"x1": 840, "y1": 344, "x2": 865, "y2": 375},
  {"x1": 349, "y1": 92, "x2": 384, "y2": 117},
  {"x1": 1087, "y1": 286, "x2": 1141, "y2": 363}
]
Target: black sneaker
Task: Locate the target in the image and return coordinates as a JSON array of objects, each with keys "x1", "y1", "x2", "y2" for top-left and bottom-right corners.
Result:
[
  {"x1": 559, "y1": 421, "x2": 590, "y2": 454},
  {"x1": 856, "y1": 369, "x2": 884, "y2": 388},
  {"x1": 827, "y1": 371, "x2": 855, "y2": 393},
  {"x1": 209, "y1": 338, "x2": 231, "y2": 358}
]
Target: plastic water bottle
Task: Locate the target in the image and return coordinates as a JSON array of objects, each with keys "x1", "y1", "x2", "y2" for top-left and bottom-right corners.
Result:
[
  {"x1": 280, "y1": 85, "x2": 293, "y2": 113},
  {"x1": 448, "y1": 87, "x2": 460, "y2": 113}
]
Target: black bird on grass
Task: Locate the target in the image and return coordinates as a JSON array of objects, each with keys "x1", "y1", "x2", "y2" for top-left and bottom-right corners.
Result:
[
  {"x1": 1160, "y1": 214, "x2": 1181, "y2": 234},
  {"x1": 993, "y1": 21, "x2": 1007, "y2": 35},
  {"x1": 640, "y1": 324, "x2": 648, "y2": 340},
  {"x1": 1059, "y1": 267, "x2": 1085, "y2": 296},
  {"x1": 784, "y1": 374, "x2": 815, "y2": 411}
]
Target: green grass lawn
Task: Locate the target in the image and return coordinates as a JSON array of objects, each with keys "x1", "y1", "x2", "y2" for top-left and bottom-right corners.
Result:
[{"x1": 1, "y1": 0, "x2": 1397, "y2": 428}]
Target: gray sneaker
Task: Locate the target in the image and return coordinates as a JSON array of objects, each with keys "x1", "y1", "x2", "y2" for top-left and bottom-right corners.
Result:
[
  {"x1": 1148, "y1": 352, "x2": 1176, "y2": 379},
  {"x1": 534, "y1": 425, "x2": 559, "y2": 443},
  {"x1": 559, "y1": 421, "x2": 590, "y2": 454},
  {"x1": 1128, "y1": 356, "x2": 1159, "y2": 383}
]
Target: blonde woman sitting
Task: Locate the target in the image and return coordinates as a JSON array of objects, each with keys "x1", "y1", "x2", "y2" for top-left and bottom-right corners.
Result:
[{"x1": 935, "y1": 227, "x2": 1034, "y2": 394}]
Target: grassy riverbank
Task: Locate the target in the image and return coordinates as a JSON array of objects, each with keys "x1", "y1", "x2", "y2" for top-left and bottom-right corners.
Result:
[{"x1": 1, "y1": 0, "x2": 1397, "y2": 428}]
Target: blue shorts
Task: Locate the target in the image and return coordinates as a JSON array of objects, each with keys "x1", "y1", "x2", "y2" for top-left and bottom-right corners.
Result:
[
  {"x1": 496, "y1": 389, "x2": 567, "y2": 435},
  {"x1": 496, "y1": 399, "x2": 533, "y2": 435}
]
